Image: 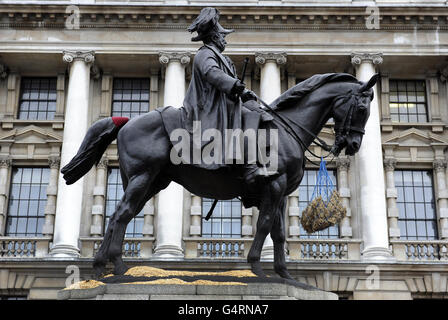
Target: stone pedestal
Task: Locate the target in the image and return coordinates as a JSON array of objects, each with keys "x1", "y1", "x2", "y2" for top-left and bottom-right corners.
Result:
[{"x1": 58, "y1": 282, "x2": 338, "y2": 300}]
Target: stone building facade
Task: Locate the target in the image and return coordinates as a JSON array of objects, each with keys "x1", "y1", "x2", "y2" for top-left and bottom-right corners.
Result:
[{"x1": 1, "y1": 0, "x2": 448, "y2": 300}]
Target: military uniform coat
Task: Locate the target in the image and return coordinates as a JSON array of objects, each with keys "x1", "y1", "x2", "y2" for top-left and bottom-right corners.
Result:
[{"x1": 183, "y1": 44, "x2": 242, "y2": 168}]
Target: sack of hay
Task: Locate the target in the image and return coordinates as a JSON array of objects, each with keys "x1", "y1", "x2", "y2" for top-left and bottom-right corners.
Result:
[
  {"x1": 300, "y1": 190, "x2": 346, "y2": 233},
  {"x1": 300, "y1": 158, "x2": 347, "y2": 234}
]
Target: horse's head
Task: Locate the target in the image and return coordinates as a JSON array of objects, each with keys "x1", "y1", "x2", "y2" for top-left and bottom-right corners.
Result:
[{"x1": 330, "y1": 73, "x2": 379, "y2": 156}]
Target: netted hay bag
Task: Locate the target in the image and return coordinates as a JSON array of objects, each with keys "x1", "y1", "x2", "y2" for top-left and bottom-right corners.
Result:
[
  {"x1": 300, "y1": 190, "x2": 347, "y2": 233},
  {"x1": 326, "y1": 190, "x2": 347, "y2": 224},
  {"x1": 300, "y1": 195, "x2": 328, "y2": 234}
]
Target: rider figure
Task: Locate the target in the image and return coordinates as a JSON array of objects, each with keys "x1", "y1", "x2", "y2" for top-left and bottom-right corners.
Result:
[{"x1": 184, "y1": 7, "x2": 275, "y2": 186}]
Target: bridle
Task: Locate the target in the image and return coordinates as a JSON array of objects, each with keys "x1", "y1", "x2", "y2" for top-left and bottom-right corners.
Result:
[
  {"x1": 256, "y1": 88, "x2": 369, "y2": 165},
  {"x1": 333, "y1": 91, "x2": 368, "y2": 138}
]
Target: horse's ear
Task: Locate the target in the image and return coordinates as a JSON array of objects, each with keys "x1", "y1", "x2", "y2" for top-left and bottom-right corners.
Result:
[{"x1": 359, "y1": 73, "x2": 379, "y2": 92}]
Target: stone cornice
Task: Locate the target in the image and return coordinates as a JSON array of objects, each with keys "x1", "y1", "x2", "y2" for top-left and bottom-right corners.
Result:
[{"x1": 0, "y1": 6, "x2": 448, "y2": 31}]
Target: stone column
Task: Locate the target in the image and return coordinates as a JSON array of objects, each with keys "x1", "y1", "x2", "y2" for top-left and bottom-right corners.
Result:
[
  {"x1": 433, "y1": 159, "x2": 448, "y2": 239},
  {"x1": 256, "y1": 52, "x2": 287, "y2": 260},
  {"x1": 351, "y1": 52, "x2": 393, "y2": 261},
  {"x1": 42, "y1": 156, "x2": 60, "y2": 236},
  {"x1": 0, "y1": 156, "x2": 12, "y2": 235},
  {"x1": 384, "y1": 158, "x2": 400, "y2": 240},
  {"x1": 255, "y1": 52, "x2": 287, "y2": 104},
  {"x1": 50, "y1": 50, "x2": 94, "y2": 257},
  {"x1": 90, "y1": 157, "x2": 108, "y2": 237},
  {"x1": 154, "y1": 52, "x2": 190, "y2": 258},
  {"x1": 336, "y1": 157, "x2": 352, "y2": 238}
]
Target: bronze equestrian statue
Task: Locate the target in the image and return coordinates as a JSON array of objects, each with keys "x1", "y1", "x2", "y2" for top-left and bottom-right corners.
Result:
[{"x1": 60, "y1": 7, "x2": 378, "y2": 283}]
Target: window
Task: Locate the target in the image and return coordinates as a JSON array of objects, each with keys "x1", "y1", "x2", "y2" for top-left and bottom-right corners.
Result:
[
  {"x1": 395, "y1": 170, "x2": 438, "y2": 240},
  {"x1": 389, "y1": 80, "x2": 428, "y2": 123},
  {"x1": 299, "y1": 169, "x2": 339, "y2": 239},
  {"x1": 111, "y1": 78, "x2": 149, "y2": 118},
  {"x1": 202, "y1": 198, "x2": 242, "y2": 238},
  {"x1": 18, "y1": 77, "x2": 57, "y2": 120},
  {"x1": 5, "y1": 168, "x2": 49, "y2": 236},
  {"x1": 105, "y1": 168, "x2": 144, "y2": 237}
]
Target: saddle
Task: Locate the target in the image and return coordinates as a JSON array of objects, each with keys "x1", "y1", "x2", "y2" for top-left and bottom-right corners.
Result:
[{"x1": 156, "y1": 101, "x2": 274, "y2": 171}]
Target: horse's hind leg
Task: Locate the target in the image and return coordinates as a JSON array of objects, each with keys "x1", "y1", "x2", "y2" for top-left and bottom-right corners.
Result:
[
  {"x1": 108, "y1": 172, "x2": 160, "y2": 275},
  {"x1": 247, "y1": 175, "x2": 287, "y2": 277},
  {"x1": 94, "y1": 171, "x2": 157, "y2": 276},
  {"x1": 271, "y1": 197, "x2": 293, "y2": 280}
]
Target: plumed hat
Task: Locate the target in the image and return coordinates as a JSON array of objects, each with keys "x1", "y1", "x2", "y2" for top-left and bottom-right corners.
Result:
[{"x1": 187, "y1": 7, "x2": 234, "y2": 42}]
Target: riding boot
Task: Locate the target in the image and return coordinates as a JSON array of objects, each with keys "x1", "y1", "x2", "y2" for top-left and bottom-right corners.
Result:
[{"x1": 243, "y1": 164, "x2": 279, "y2": 186}]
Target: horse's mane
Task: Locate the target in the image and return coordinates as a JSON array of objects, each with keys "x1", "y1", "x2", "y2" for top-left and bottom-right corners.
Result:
[{"x1": 269, "y1": 73, "x2": 361, "y2": 110}]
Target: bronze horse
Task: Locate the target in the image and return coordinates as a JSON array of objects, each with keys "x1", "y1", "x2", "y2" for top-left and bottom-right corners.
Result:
[{"x1": 61, "y1": 73, "x2": 378, "y2": 281}]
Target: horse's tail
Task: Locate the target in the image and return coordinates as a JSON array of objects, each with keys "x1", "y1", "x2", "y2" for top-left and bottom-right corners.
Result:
[{"x1": 61, "y1": 117, "x2": 129, "y2": 185}]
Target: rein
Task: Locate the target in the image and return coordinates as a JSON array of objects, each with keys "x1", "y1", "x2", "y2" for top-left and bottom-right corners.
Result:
[{"x1": 254, "y1": 91, "x2": 361, "y2": 166}]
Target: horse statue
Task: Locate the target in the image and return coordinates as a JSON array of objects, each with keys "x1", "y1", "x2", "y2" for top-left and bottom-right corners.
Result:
[{"x1": 60, "y1": 72, "x2": 378, "y2": 282}]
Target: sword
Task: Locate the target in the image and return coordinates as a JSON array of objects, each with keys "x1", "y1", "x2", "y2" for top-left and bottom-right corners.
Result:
[{"x1": 240, "y1": 57, "x2": 249, "y2": 84}]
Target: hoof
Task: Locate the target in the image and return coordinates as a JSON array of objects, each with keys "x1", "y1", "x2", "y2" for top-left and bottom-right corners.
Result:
[
  {"x1": 250, "y1": 262, "x2": 267, "y2": 278},
  {"x1": 113, "y1": 262, "x2": 129, "y2": 275},
  {"x1": 275, "y1": 269, "x2": 294, "y2": 281},
  {"x1": 93, "y1": 261, "x2": 106, "y2": 279}
]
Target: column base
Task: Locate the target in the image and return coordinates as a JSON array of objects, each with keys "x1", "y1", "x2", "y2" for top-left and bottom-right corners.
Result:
[
  {"x1": 260, "y1": 246, "x2": 274, "y2": 261},
  {"x1": 153, "y1": 244, "x2": 184, "y2": 260},
  {"x1": 50, "y1": 244, "x2": 80, "y2": 258},
  {"x1": 361, "y1": 246, "x2": 396, "y2": 262}
]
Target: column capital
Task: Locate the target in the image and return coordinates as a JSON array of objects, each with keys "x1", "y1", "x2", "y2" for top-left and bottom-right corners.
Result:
[
  {"x1": 62, "y1": 50, "x2": 95, "y2": 64},
  {"x1": 97, "y1": 157, "x2": 108, "y2": 169},
  {"x1": 383, "y1": 158, "x2": 397, "y2": 171},
  {"x1": 433, "y1": 159, "x2": 447, "y2": 172},
  {"x1": 48, "y1": 156, "x2": 61, "y2": 169},
  {"x1": 351, "y1": 52, "x2": 383, "y2": 66},
  {"x1": 0, "y1": 156, "x2": 12, "y2": 169},
  {"x1": 255, "y1": 52, "x2": 287, "y2": 66},
  {"x1": 336, "y1": 157, "x2": 351, "y2": 170},
  {"x1": 159, "y1": 52, "x2": 191, "y2": 66}
]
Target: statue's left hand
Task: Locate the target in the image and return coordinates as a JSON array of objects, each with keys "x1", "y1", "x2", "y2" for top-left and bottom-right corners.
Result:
[{"x1": 241, "y1": 89, "x2": 257, "y2": 103}]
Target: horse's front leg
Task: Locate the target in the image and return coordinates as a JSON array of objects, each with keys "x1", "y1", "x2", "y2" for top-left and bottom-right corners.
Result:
[
  {"x1": 247, "y1": 175, "x2": 286, "y2": 277},
  {"x1": 271, "y1": 197, "x2": 293, "y2": 280}
]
